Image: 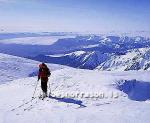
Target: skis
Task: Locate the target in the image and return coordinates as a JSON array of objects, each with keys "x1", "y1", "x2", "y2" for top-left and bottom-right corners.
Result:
[
  {"x1": 10, "y1": 95, "x2": 50, "y2": 113},
  {"x1": 23, "y1": 98, "x2": 39, "y2": 111},
  {"x1": 10, "y1": 84, "x2": 52, "y2": 112},
  {"x1": 11, "y1": 97, "x2": 36, "y2": 111},
  {"x1": 10, "y1": 96, "x2": 41, "y2": 113}
]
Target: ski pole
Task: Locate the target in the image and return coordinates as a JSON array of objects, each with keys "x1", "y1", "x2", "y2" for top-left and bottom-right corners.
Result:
[
  {"x1": 48, "y1": 81, "x2": 51, "y2": 96},
  {"x1": 32, "y1": 80, "x2": 39, "y2": 98},
  {"x1": 11, "y1": 81, "x2": 39, "y2": 111}
]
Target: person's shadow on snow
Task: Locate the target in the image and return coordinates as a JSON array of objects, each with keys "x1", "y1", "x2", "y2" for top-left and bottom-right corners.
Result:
[{"x1": 49, "y1": 95, "x2": 86, "y2": 108}]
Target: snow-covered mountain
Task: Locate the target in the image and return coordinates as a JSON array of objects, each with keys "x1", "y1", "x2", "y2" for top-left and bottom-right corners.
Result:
[
  {"x1": 32, "y1": 50, "x2": 111, "y2": 69},
  {"x1": 0, "y1": 34, "x2": 149, "y2": 55},
  {"x1": 0, "y1": 33, "x2": 149, "y2": 71},
  {"x1": 96, "y1": 48, "x2": 150, "y2": 71},
  {"x1": 32, "y1": 47, "x2": 150, "y2": 71}
]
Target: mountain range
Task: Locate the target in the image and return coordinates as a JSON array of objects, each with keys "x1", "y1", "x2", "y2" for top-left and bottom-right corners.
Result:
[{"x1": 0, "y1": 33, "x2": 149, "y2": 71}]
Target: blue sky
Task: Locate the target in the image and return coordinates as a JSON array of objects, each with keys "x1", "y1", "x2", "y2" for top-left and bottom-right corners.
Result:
[{"x1": 0, "y1": 0, "x2": 150, "y2": 32}]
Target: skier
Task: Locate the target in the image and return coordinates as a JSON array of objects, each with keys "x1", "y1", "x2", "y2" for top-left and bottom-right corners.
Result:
[{"x1": 38, "y1": 63, "x2": 51, "y2": 99}]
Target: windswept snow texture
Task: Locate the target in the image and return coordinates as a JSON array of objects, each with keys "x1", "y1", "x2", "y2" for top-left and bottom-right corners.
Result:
[
  {"x1": 0, "y1": 68, "x2": 150, "y2": 123},
  {"x1": 0, "y1": 53, "x2": 67, "y2": 84}
]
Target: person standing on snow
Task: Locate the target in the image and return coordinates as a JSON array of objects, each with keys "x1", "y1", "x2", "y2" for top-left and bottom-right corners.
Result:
[{"x1": 38, "y1": 63, "x2": 51, "y2": 98}]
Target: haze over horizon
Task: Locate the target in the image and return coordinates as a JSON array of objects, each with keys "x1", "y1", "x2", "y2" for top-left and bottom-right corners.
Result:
[{"x1": 0, "y1": 0, "x2": 150, "y2": 33}]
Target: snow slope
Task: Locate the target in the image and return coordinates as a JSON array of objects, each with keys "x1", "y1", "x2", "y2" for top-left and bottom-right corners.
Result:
[
  {"x1": 96, "y1": 48, "x2": 150, "y2": 71},
  {"x1": 0, "y1": 67, "x2": 150, "y2": 123},
  {"x1": 0, "y1": 53, "x2": 67, "y2": 84}
]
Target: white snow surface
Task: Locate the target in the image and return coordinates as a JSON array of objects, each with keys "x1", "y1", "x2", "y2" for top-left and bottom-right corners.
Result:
[
  {"x1": 0, "y1": 53, "x2": 67, "y2": 83},
  {"x1": 48, "y1": 51, "x2": 86, "y2": 58},
  {"x1": 67, "y1": 51, "x2": 86, "y2": 57},
  {"x1": 0, "y1": 66, "x2": 150, "y2": 123},
  {"x1": 83, "y1": 44, "x2": 99, "y2": 48}
]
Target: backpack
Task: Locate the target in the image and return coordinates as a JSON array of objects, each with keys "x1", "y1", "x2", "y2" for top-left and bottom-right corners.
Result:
[
  {"x1": 46, "y1": 68, "x2": 51, "y2": 77},
  {"x1": 39, "y1": 63, "x2": 51, "y2": 77}
]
